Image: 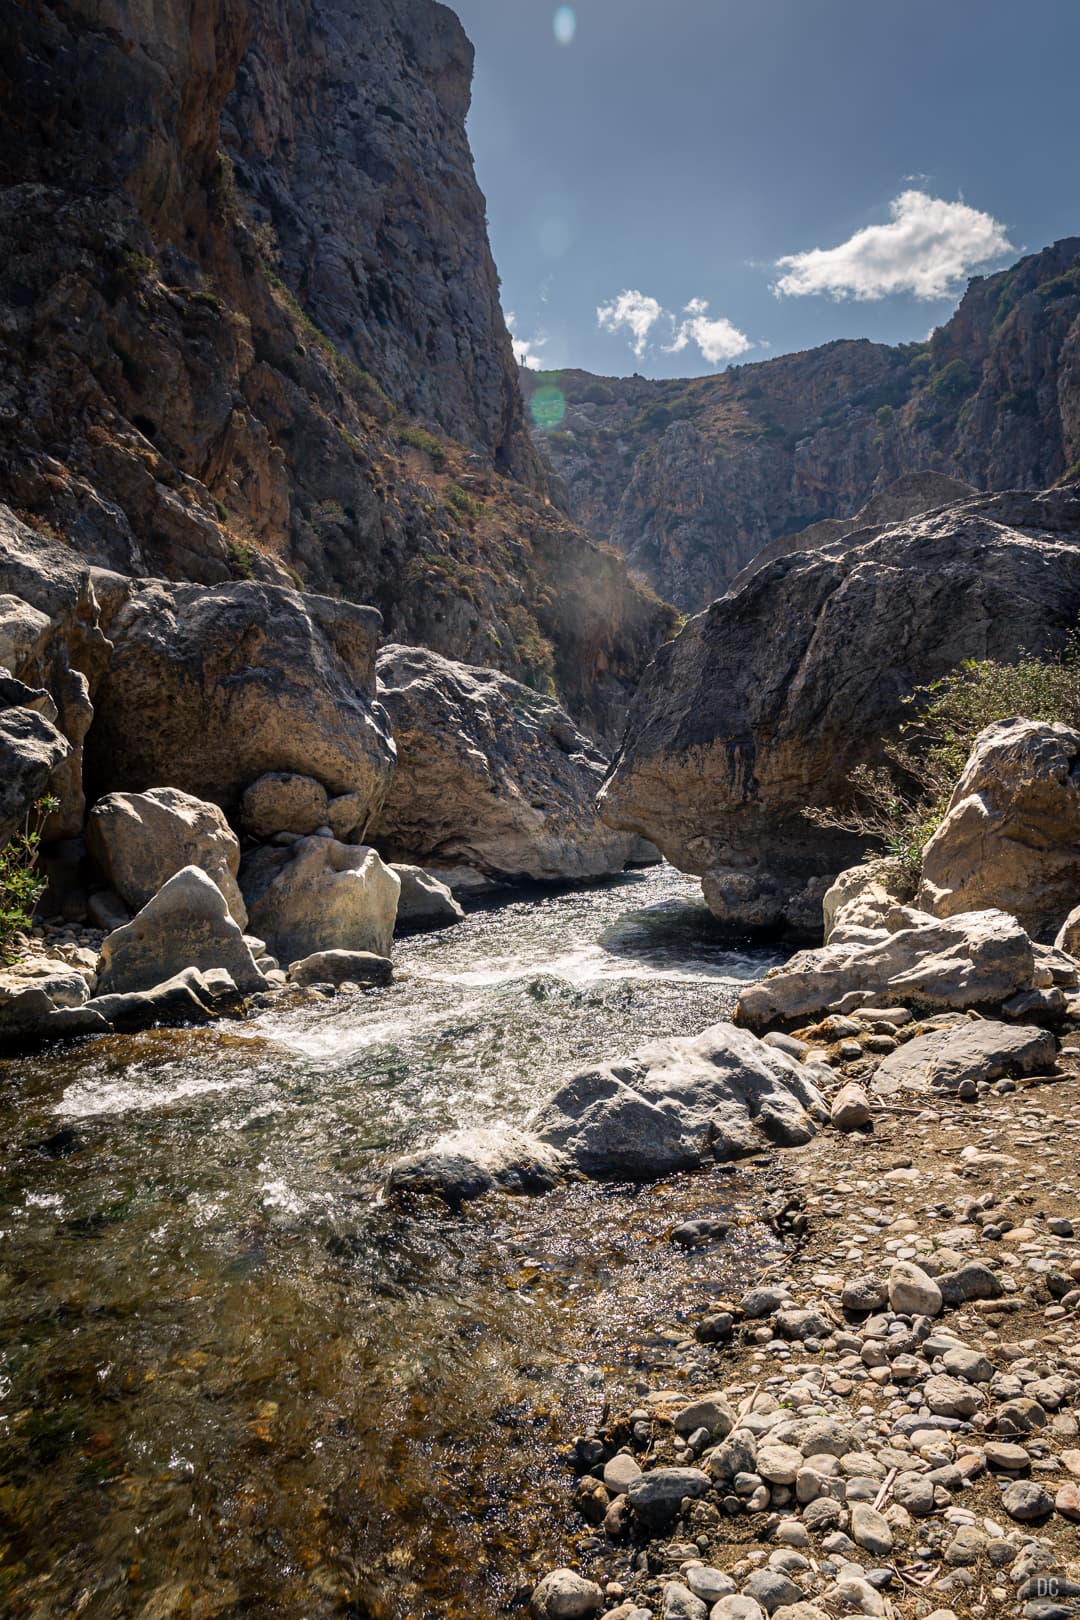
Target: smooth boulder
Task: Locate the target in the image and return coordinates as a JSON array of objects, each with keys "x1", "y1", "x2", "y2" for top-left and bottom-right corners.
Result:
[
  {"x1": 871, "y1": 1020, "x2": 1057, "y2": 1095},
  {"x1": 369, "y1": 644, "x2": 633, "y2": 882},
  {"x1": 392, "y1": 864, "x2": 465, "y2": 929},
  {"x1": 735, "y1": 908, "x2": 1034, "y2": 1027},
  {"x1": 241, "y1": 773, "x2": 329, "y2": 839},
  {"x1": 242, "y1": 838, "x2": 400, "y2": 967},
  {"x1": 599, "y1": 488, "x2": 1080, "y2": 933},
  {"x1": 87, "y1": 786, "x2": 247, "y2": 926},
  {"x1": 0, "y1": 683, "x2": 69, "y2": 848},
  {"x1": 97, "y1": 866, "x2": 267, "y2": 996},
  {"x1": 287, "y1": 949, "x2": 392, "y2": 987},
  {"x1": 918, "y1": 719, "x2": 1080, "y2": 939}
]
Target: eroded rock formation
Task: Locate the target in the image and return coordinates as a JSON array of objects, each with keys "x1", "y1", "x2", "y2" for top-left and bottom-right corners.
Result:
[{"x1": 599, "y1": 487, "x2": 1080, "y2": 935}]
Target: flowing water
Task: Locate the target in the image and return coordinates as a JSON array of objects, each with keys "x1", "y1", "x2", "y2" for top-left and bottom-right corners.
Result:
[{"x1": 0, "y1": 867, "x2": 785, "y2": 1620}]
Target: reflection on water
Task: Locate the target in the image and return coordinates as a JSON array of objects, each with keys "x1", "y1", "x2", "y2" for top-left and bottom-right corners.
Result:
[{"x1": 0, "y1": 867, "x2": 782, "y2": 1619}]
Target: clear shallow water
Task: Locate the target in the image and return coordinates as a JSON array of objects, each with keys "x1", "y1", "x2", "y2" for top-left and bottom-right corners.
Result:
[{"x1": 0, "y1": 867, "x2": 783, "y2": 1620}]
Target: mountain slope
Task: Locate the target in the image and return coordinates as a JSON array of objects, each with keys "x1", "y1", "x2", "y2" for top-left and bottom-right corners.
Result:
[
  {"x1": 524, "y1": 238, "x2": 1080, "y2": 610},
  {"x1": 0, "y1": 0, "x2": 675, "y2": 736}
]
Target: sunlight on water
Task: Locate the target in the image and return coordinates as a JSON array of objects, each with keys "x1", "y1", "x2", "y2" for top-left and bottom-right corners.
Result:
[{"x1": 0, "y1": 866, "x2": 784, "y2": 1619}]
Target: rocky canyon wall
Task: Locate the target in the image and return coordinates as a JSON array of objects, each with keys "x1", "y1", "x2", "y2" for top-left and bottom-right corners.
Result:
[
  {"x1": 525, "y1": 238, "x2": 1080, "y2": 609},
  {"x1": 0, "y1": 0, "x2": 675, "y2": 737}
]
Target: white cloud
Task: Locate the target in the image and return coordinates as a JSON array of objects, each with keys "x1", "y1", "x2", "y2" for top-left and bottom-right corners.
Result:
[
  {"x1": 597, "y1": 290, "x2": 750, "y2": 367},
  {"x1": 596, "y1": 289, "x2": 664, "y2": 357},
  {"x1": 505, "y1": 311, "x2": 546, "y2": 370},
  {"x1": 666, "y1": 298, "x2": 752, "y2": 364},
  {"x1": 773, "y1": 189, "x2": 1014, "y2": 302}
]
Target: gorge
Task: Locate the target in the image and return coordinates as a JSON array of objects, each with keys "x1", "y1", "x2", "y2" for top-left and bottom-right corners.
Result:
[{"x1": 1, "y1": 3, "x2": 1080, "y2": 1620}]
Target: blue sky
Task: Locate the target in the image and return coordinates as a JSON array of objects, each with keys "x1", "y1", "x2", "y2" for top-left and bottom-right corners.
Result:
[{"x1": 449, "y1": 0, "x2": 1080, "y2": 378}]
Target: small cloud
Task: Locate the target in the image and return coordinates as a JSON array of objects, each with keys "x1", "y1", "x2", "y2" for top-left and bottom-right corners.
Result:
[
  {"x1": 773, "y1": 189, "x2": 1014, "y2": 302},
  {"x1": 596, "y1": 289, "x2": 664, "y2": 357},
  {"x1": 505, "y1": 311, "x2": 546, "y2": 371},
  {"x1": 597, "y1": 290, "x2": 751, "y2": 366},
  {"x1": 666, "y1": 298, "x2": 751, "y2": 365}
]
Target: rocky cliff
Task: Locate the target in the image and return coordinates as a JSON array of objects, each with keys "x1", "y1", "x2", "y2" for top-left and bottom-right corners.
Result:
[
  {"x1": 525, "y1": 238, "x2": 1080, "y2": 609},
  {"x1": 0, "y1": 0, "x2": 675, "y2": 736},
  {"x1": 599, "y1": 486, "x2": 1080, "y2": 937}
]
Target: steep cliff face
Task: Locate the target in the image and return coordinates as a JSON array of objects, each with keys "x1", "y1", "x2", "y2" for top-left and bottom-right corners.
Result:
[
  {"x1": 526, "y1": 238, "x2": 1080, "y2": 610},
  {"x1": 0, "y1": 0, "x2": 673, "y2": 737}
]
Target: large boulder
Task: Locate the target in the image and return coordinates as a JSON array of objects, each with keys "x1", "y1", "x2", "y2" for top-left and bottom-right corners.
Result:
[
  {"x1": 917, "y1": 719, "x2": 1080, "y2": 940},
  {"x1": 599, "y1": 488, "x2": 1080, "y2": 934},
  {"x1": 241, "y1": 837, "x2": 400, "y2": 967},
  {"x1": 871, "y1": 1021, "x2": 1057, "y2": 1095},
  {"x1": 384, "y1": 1023, "x2": 828, "y2": 1201},
  {"x1": 0, "y1": 679, "x2": 70, "y2": 848},
  {"x1": 392, "y1": 864, "x2": 465, "y2": 929},
  {"x1": 97, "y1": 866, "x2": 267, "y2": 995},
  {"x1": 735, "y1": 907, "x2": 1035, "y2": 1027},
  {"x1": 86, "y1": 580, "x2": 396, "y2": 819},
  {"x1": 241, "y1": 773, "x2": 330, "y2": 839},
  {"x1": 531, "y1": 1021, "x2": 828, "y2": 1178},
  {"x1": 87, "y1": 787, "x2": 247, "y2": 926},
  {"x1": 369, "y1": 644, "x2": 634, "y2": 882}
]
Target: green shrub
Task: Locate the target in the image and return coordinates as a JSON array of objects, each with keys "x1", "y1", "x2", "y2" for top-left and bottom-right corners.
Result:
[
  {"x1": 1, "y1": 797, "x2": 57, "y2": 962},
  {"x1": 444, "y1": 482, "x2": 479, "y2": 518},
  {"x1": 227, "y1": 539, "x2": 255, "y2": 578},
  {"x1": 806, "y1": 641, "x2": 1080, "y2": 883},
  {"x1": 397, "y1": 423, "x2": 445, "y2": 464}
]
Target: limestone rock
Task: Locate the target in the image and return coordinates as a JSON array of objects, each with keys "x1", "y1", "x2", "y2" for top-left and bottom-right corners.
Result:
[
  {"x1": 599, "y1": 489, "x2": 1080, "y2": 932},
  {"x1": 287, "y1": 950, "x2": 392, "y2": 988},
  {"x1": 918, "y1": 719, "x2": 1080, "y2": 939},
  {"x1": 391, "y1": 864, "x2": 465, "y2": 929},
  {"x1": 871, "y1": 1020, "x2": 1057, "y2": 1095},
  {"x1": 888, "y1": 1261, "x2": 942, "y2": 1318},
  {"x1": 831, "y1": 1083, "x2": 872, "y2": 1130},
  {"x1": 97, "y1": 866, "x2": 267, "y2": 996},
  {"x1": 87, "y1": 787, "x2": 247, "y2": 926},
  {"x1": 822, "y1": 861, "x2": 911, "y2": 945},
  {"x1": 242, "y1": 837, "x2": 399, "y2": 967},
  {"x1": 626, "y1": 1467, "x2": 711, "y2": 1528},
  {"x1": 241, "y1": 773, "x2": 330, "y2": 839},
  {"x1": 89, "y1": 966, "x2": 241, "y2": 1032},
  {"x1": 88, "y1": 580, "x2": 396, "y2": 822},
  {"x1": 736, "y1": 908, "x2": 1034, "y2": 1027},
  {"x1": 369, "y1": 644, "x2": 633, "y2": 883},
  {"x1": 530, "y1": 1569, "x2": 603, "y2": 1619},
  {"x1": 1055, "y1": 903, "x2": 1080, "y2": 955},
  {"x1": 0, "y1": 684, "x2": 69, "y2": 848},
  {"x1": 530, "y1": 1021, "x2": 827, "y2": 1179}
]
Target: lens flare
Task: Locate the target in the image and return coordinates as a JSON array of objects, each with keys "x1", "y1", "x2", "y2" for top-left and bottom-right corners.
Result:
[
  {"x1": 553, "y1": 6, "x2": 576, "y2": 45},
  {"x1": 529, "y1": 385, "x2": 566, "y2": 430}
]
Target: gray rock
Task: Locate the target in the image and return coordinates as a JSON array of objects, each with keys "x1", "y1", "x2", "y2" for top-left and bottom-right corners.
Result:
[
  {"x1": 741, "y1": 1571, "x2": 803, "y2": 1615},
  {"x1": 849, "y1": 1503, "x2": 893, "y2": 1556},
  {"x1": 602, "y1": 1453, "x2": 642, "y2": 1493},
  {"x1": 924, "y1": 1374, "x2": 984, "y2": 1418},
  {"x1": 673, "y1": 1395, "x2": 736, "y2": 1440},
  {"x1": 391, "y1": 864, "x2": 465, "y2": 929},
  {"x1": 831, "y1": 1083, "x2": 872, "y2": 1130},
  {"x1": 90, "y1": 966, "x2": 238, "y2": 1032},
  {"x1": 661, "y1": 1583, "x2": 706, "y2": 1620},
  {"x1": 704, "y1": 1431, "x2": 757, "y2": 1487},
  {"x1": 942, "y1": 1346, "x2": 993, "y2": 1384},
  {"x1": 531, "y1": 1021, "x2": 826, "y2": 1179},
  {"x1": 893, "y1": 1472, "x2": 935, "y2": 1516},
  {"x1": 871, "y1": 1020, "x2": 1057, "y2": 1095},
  {"x1": 937, "y1": 1263, "x2": 1004, "y2": 1305},
  {"x1": 96, "y1": 866, "x2": 267, "y2": 995},
  {"x1": 841, "y1": 1275, "x2": 887, "y2": 1313},
  {"x1": 0, "y1": 689, "x2": 69, "y2": 849},
  {"x1": 626, "y1": 1467, "x2": 711, "y2": 1528},
  {"x1": 384, "y1": 1127, "x2": 565, "y2": 1205},
  {"x1": 370, "y1": 644, "x2": 634, "y2": 882},
  {"x1": 286, "y1": 949, "x2": 392, "y2": 987},
  {"x1": 737, "y1": 909, "x2": 1035, "y2": 1027},
  {"x1": 1001, "y1": 1480, "x2": 1054, "y2": 1521},
  {"x1": 685, "y1": 1568, "x2": 736, "y2": 1604}
]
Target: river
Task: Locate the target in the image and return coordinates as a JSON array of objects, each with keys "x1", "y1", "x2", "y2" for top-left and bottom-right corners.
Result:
[{"x1": 0, "y1": 866, "x2": 785, "y2": 1619}]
